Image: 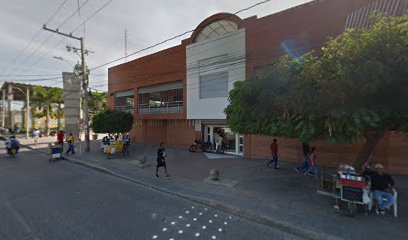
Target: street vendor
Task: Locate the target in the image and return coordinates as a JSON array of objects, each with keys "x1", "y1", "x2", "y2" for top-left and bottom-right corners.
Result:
[{"x1": 371, "y1": 163, "x2": 395, "y2": 215}]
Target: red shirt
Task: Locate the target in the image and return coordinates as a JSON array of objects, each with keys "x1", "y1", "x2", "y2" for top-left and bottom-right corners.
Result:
[
  {"x1": 57, "y1": 133, "x2": 64, "y2": 143},
  {"x1": 270, "y1": 143, "x2": 278, "y2": 155}
]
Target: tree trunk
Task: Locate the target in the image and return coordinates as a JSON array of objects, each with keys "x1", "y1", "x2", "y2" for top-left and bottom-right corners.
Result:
[
  {"x1": 46, "y1": 106, "x2": 50, "y2": 136},
  {"x1": 354, "y1": 131, "x2": 385, "y2": 170}
]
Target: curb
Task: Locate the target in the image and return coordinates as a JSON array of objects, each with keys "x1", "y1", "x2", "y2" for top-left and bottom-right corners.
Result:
[{"x1": 25, "y1": 145, "x2": 344, "y2": 240}]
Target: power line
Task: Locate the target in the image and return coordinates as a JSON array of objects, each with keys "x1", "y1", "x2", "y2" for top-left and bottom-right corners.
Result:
[
  {"x1": 0, "y1": 73, "x2": 61, "y2": 77},
  {"x1": 234, "y1": 0, "x2": 271, "y2": 15},
  {"x1": 15, "y1": 0, "x2": 114, "y2": 77},
  {"x1": 56, "y1": 0, "x2": 93, "y2": 29},
  {"x1": 0, "y1": 0, "x2": 70, "y2": 76},
  {"x1": 10, "y1": 0, "x2": 94, "y2": 76},
  {"x1": 90, "y1": 0, "x2": 273, "y2": 71},
  {"x1": 72, "y1": 0, "x2": 117, "y2": 33},
  {"x1": 102, "y1": 30, "x2": 327, "y2": 87},
  {"x1": 45, "y1": 0, "x2": 70, "y2": 25}
]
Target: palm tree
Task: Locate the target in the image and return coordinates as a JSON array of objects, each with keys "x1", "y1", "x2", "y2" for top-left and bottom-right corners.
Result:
[
  {"x1": 32, "y1": 86, "x2": 62, "y2": 135},
  {"x1": 51, "y1": 88, "x2": 64, "y2": 131}
]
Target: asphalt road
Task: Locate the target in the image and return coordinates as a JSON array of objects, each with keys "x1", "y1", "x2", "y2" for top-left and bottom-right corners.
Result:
[{"x1": 0, "y1": 145, "x2": 303, "y2": 240}]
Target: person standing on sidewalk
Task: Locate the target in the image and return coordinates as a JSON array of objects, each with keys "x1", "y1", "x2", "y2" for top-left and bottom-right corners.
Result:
[
  {"x1": 57, "y1": 130, "x2": 64, "y2": 151},
  {"x1": 156, "y1": 142, "x2": 170, "y2": 178},
  {"x1": 32, "y1": 128, "x2": 40, "y2": 145},
  {"x1": 268, "y1": 138, "x2": 279, "y2": 169},
  {"x1": 66, "y1": 133, "x2": 75, "y2": 155}
]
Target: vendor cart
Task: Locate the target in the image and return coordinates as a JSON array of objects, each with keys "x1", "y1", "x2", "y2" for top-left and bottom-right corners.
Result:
[
  {"x1": 333, "y1": 164, "x2": 371, "y2": 216},
  {"x1": 49, "y1": 144, "x2": 64, "y2": 162}
]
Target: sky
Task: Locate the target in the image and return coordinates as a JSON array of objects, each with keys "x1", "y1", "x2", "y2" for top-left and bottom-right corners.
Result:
[{"x1": 0, "y1": 0, "x2": 313, "y2": 92}]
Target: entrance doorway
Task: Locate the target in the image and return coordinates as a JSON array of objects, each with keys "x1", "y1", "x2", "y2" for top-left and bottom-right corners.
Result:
[{"x1": 203, "y1": 125, "x2": 243, "y2": 156}]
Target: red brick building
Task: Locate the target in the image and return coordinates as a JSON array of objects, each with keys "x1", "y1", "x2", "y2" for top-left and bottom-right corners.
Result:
[{"x1": 108, "y1": 0, "x2": 408, "y2": 174}]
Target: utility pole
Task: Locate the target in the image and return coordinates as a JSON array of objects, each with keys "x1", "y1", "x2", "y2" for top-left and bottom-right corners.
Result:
[
  {"x1": 43, "y1": 25, "x2": 90, "y2": 152},
  {"x1": 7, "y1": 85, "x2": 13, "y2": 130},
  {"x1": 1, "y1": 89, "x2": 5, "y2": 127},
  {"x1": 26, "y1": 87, "x2": 30, "y2": 139}
]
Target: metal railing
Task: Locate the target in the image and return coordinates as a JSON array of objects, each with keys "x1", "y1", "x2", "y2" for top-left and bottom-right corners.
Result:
[
  {"x1": 114, "y1": 105, "x2": 134, "y2": 113},
  {"x1": 138, "y1": 101, "x2": 183, "y2": 114}
]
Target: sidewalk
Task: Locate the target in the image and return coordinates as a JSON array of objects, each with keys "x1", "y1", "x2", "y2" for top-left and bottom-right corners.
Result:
[{"x1": 26, "y1": 140, "x2": 407, "y2": 240}]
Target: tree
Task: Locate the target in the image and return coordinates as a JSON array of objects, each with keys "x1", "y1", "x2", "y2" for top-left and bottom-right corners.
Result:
[
  {"x1": 32, "y1": 86, "x2": 59, "y2": 135},
  {"x1": 92, "y1": 110, "x2": 133, "y2": 135},
  {"x1": 225, "y1": 14, "x2": 408, "y2": 168},
  {"x1": 51, "y1": 88, "x2": 64, "y2": 131},
  {"x1": 89, "y1": 91, "x2": 108, "y2": 117}
]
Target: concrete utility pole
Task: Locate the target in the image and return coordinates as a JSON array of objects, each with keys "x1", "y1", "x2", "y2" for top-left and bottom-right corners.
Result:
[
  {"x1": 43, "y1": 25, "x2": 90, "y2": 152},
  {"x1": 7, "y1": 85, "x2": 13, "y2": 130},
  {"x1": 26, "y1": 87, "x2": 30, "y2": 139},
  {"x1": 1, "y1": 89, "x2": 5, "y2": 127}
]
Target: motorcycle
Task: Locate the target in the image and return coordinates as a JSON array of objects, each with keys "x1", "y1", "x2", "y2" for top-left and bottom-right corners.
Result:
[
  {"x1": 7, "y1": 147, "x2": 18, "y2": 158},
  {"x1": 189, "y1": 140, "x2": 213, "y2": 152}
]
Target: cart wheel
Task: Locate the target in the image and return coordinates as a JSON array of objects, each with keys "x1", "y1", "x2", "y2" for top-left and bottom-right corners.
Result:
[{"x1": 347, "y1": 202, "x2": 356, "y2": 217}]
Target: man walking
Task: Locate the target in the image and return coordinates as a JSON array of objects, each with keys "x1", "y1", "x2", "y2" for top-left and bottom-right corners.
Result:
[
  {"x1": 155, "y1": 142, "x2": 170, "y2": 178},
  {"x1": 268, "y1": 138, "x2": 279, "y2": 169},
  {"x1": 66, "y1": 133, "x2": 75, "y2": 155}
]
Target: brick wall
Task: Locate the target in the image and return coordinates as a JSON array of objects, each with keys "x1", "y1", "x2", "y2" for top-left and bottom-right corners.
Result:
[
  {"x1": 166, "y1": 125, "x2": 196, "y2": 149},
  {"x1": 248, "y1": 131, "x2": 408, "y2": 175}
]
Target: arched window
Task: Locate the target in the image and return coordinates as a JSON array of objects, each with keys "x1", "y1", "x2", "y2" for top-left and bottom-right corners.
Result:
[{"x1": 195, "y1": 20, "x2": 238, "y2": 42}]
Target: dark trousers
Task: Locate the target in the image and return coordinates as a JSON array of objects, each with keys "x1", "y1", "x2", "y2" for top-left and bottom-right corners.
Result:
[
  {"x1": 269, "y1": 154, "x2": 278, "y2": 167},
  {"x1": 296, "y1": 155, "x2": 309, "y2": 172},
  {"x1": 66, "y1": 144, "x2": 75, "y2": 154}
]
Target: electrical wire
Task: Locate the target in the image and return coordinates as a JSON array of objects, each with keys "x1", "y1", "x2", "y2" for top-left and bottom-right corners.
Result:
[
  {"x1": 0, "y1": 0, "x2": 70, "y2": 76},
  {"x1": 89, "y1": 0, "x2": 274, "y2": 71}
]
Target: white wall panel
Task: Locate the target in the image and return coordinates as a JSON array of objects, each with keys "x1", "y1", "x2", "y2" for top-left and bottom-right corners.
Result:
[{"x1": 186, "y1": 29, "x2": 246, "y2": 119}]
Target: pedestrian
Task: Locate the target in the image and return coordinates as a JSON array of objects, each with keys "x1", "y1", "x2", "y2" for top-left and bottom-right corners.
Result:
[
  {"x1": 371, "y1": 163, "x2": 396, "y2": 215},
  {"x1": 57, "y1": 130, "x2": 64, "y2": 151},
  {"x1": 66, "y1": 133, "x2": 75, "y2": 155},
  {"x1": 123, "y1": 133, "x2": 130, "y2": 156},
  {"x1": 295, "y1": 142, "x2": 310, "y2": 173},
  {"x1": 304, "y1": 147, "x2": 318, "y2": 177},
  {"x1": 155, "y1": 142, "x2": 170, "y2": 178},
  {"x1": 32, "y1": 128, "x2": 40, "y2": 144},
  {"x1": 103, "y1": 135, "x2": 111, "y2": 154},
  {"x1": 268, "y1": 138, "x2": 279, "y2": 169}
]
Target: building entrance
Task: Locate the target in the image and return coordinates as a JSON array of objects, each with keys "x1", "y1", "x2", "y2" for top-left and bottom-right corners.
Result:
[{"x1": 203, "y1": 125, "x2": 243, "y2": 156}]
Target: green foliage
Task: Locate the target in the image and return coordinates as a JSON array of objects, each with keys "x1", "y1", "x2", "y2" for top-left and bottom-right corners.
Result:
[
  {"x1": 89, "y1": 91, "x2": 109, "y2": 116},
  {"x1": 31, "y1": 85, "x2": 64, "y2": 134},
  {"x1": 226, "y1": 14, "x2": 408, "y2": 145},
  {"x1": 92, "y1": 110, "x2": 133, "y2": 134}
]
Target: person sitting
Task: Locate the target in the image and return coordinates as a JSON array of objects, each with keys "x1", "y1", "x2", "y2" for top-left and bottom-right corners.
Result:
[
  {"x1": 371, "y1": 163, "x2": 396, "y2": 215},
  {"x1": 6, "y1": 135, "x2": 20, "y2": 154}
]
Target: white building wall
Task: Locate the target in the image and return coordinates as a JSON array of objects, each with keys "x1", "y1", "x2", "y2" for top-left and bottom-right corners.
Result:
[{"x1": 186, "y1": 29, "x2": 246, "y2": 120}]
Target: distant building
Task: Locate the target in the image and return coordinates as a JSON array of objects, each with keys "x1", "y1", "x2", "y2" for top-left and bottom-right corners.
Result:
[{"x1": 109, "y1": 0, "x2": 408, "y2": 174}]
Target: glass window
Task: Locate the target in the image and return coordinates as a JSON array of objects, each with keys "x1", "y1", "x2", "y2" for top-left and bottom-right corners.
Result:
[
  {"x1": 199, "y1": 72, "x2": 228, "y2": 99},
  {"x1": 195, "y1": 20, "x2": 238, "y2": 42},
  {"x1": 138, "y1": 88, "x2": 183, "y2": 114}
]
